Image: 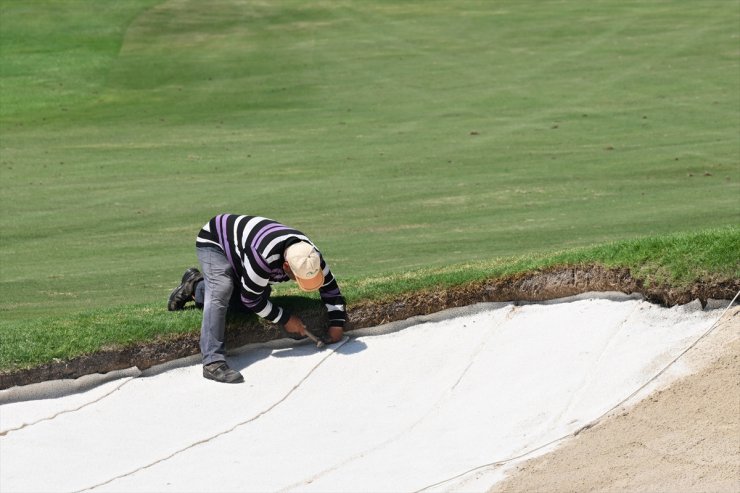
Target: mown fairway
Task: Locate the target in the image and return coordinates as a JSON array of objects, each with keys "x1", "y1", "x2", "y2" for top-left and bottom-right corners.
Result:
[{"x1": 1, "y1": 0, "x2": 738, "y2": 320}]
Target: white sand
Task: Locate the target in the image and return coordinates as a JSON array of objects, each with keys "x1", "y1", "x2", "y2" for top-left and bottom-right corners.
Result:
[{"x1": 0, "y1": 295, "x2": 727, "y2": 493}]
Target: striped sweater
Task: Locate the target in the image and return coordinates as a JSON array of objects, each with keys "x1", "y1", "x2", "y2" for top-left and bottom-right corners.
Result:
[{"x1": 196, "y1": 214, "x2": 346, "y2": 327}]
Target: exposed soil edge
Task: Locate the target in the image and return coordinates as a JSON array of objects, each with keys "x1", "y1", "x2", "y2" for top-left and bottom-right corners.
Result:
[{"x1": 2, "y1": 265, "x2": 737, "y2": 390}]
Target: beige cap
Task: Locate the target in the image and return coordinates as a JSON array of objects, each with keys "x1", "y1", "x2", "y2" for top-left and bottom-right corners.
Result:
[{"x1": 285, "y1": 241, "x2": 324, "y2": 292}]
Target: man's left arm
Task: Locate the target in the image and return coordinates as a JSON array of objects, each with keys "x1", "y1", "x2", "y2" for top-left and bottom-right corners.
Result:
[{"x1": 318, "y1": 258, "x2": 346, "y2": 343}]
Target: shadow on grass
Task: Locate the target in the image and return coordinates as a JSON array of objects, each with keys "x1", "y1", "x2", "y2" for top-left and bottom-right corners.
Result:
[
  {"x1": 225, "y1": 295, "x2": 366, "y2": 366},
  {"x1": 223, "y1": 295, "x2": 332, "y2": 350},
  {"x1": 226, "y1": 295, "x2": 329, "y2": 328}
]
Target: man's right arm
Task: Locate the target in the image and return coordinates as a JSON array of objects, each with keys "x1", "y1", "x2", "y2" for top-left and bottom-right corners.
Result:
[{"x1": 239, "y1": 282, "x2": 292, "y2": 326}]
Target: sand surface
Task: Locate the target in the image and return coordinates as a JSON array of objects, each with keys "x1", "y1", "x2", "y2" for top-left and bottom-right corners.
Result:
[
  {"x1": 0, "y1": 296, "x2": 736, "y2": 493},
  {"x1": 490, "y1": 307, "x2": 739, "y2": 493}
]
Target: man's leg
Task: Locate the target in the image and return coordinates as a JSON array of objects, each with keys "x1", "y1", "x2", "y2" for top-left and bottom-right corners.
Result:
[
  {"x1": 196, "y1": 246, "x2": 244, "y2": 383},
  {"x1": 194, "y1": 279, "x2": 205, "y2": 308}
]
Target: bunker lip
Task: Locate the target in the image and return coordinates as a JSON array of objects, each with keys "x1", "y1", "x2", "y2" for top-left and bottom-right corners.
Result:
[{"x1": 1, "y1": 265, "x2": 737, "y2": 390}]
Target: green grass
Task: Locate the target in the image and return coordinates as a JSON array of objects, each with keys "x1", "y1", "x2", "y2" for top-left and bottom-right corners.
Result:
[
  {"x1": 0, "y1": 1, "x2": 738, "y2": 369},
  {"x1": 347, "y1": 226, "x2": 740, "y2": 301},
  {"x1": 1, "y1": 227, "x2": 737, "y2": 372}
]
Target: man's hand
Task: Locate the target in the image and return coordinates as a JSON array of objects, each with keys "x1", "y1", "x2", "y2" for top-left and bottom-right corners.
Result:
[
  {"x1": 326, "y1": 326, "x2": 343, "y2": 343},
  {"x1": 284, "y1": 316, "x2": 307, "y2": 337}
]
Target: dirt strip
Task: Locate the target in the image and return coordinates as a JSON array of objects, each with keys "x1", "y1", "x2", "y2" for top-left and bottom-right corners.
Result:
[{"x1": 1, "y1": 265, "x2": 737, "y2": 389}]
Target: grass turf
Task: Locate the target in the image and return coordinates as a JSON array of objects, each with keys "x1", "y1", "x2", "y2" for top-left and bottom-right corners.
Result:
[
  {"x1": 0, "y1": 227, "x2": 738, "y2": 372},
  {"x1": 0, "y1": 1, "x2": 738, "y2": 369}
]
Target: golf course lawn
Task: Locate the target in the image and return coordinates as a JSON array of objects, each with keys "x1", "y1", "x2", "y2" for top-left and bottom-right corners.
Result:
[{"x1": 0, "y1": 1, "x2": 738, "y2": 370}]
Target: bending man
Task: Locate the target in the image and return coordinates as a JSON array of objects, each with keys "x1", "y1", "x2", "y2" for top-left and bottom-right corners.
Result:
[{"x1": 168, "y1": 214, "x2": 346, "y2": 383}]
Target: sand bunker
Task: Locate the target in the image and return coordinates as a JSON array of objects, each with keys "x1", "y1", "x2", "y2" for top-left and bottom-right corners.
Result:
[{"x1": 0, "y1": 294, "x2": 734, "y2": 493}]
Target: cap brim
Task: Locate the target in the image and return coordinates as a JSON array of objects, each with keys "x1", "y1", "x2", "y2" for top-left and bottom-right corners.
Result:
[{"x1": 295, "y1": 272, "x2": 324, "y2": 292}]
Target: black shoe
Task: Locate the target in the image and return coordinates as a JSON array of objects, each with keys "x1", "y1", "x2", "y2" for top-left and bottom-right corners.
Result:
[
  {"x1": 203, "y1": 362, "x2": 244, "y2": 383},
  {"x1": 168, "y1": 267, "x2": 203, "y2": 311}
]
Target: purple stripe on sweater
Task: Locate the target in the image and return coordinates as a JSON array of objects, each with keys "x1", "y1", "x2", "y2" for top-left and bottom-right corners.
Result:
[
  {"x1": 215, "y1": 214, "x2": 224, "y2": 245},
  {"x1": 251, "y1": 223, "x2": 292, "y2": 271},
  {"x1": 218, "y1": 214, "x2": 237, "y2": 273},
  {"x1": 251, "y1": 223, "x2": 289, "y2": 251},
  {"x1": 251, "y1": 246, "x2": 270, "y2": 272},
  {"x1": 241, "y1": 294, "x2": 261, "y2": 308}
]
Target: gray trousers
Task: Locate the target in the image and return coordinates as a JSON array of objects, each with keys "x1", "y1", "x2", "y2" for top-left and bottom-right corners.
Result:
[{"x1": 196, "y1": 245, "x2": 236, "y2": 365}]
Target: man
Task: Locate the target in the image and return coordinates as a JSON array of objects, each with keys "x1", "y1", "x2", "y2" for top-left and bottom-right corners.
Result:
[{"x1": 168, "y1": 214, "x2": 346, "y2": 384}]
